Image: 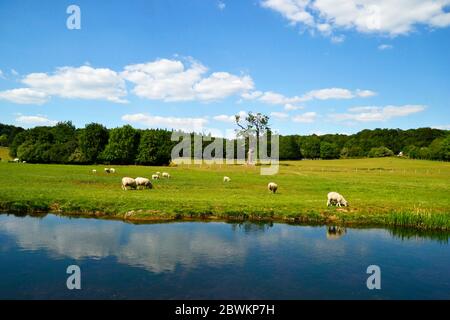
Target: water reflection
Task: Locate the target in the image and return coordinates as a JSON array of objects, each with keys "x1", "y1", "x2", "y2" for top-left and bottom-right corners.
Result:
[
  {"x1": 0, "y1": 215, "x2": 249, "y2": 273},
  {"x1": 231, "y1": 221, "x2": 273, "y2": 234},
  {"x1": 326, "y1": 226, "x2": 347, "y2": 240},
  {"x1": 1, "y1": 213, "x2": 450, "y2": 299}
]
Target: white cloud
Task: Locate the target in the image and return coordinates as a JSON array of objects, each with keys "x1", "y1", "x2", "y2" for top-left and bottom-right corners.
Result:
[
  {"x1": 0, "y1": 69, "x2": 4, "y2": 79},
  {"x1": 0, "y1": 88, "x2": 49, "y2": 105},
  {"x1": 213, "y1": 111, "x2": 247, "y2": 123},
  {"x1": 333, "y1": 105, "x2": 426, "y2": 122},
  {"x1": 217, "y1": 1, "x2": 226, "y2": 10},
  {"x1": 292, "y1": 111, "x2": 317, "y2": 123},
  {"x1": 122, "y1": 58, "x2": 253, "y2": 102},
  {"x1": 21, "y1": 65, "x2": 128, "y2": 103},
  {"x1": 270, "y1": 111, "x2": 289, "y2": 119},
  {"x1": 122, "y1": 113, "x2": 208, "y2": 132},
  {"x1": 284, "y1": 103, "x2": 304, "y2": 110},
  {"x1": 432, "y1": 124, "x2": 450, "y2": 130},
  {"x1": 331, "y1": 35, "x2": 345, "y2": 43},
  {"x1": 194, "y1": 72, "x2": 254, "y2": 101},
  {"x1": 261, "y1": 0, "x2": 450, "y2": 38},
  {"x1": 303, "y1": 87, "x2": 354, "y2": 100},
  {"x1": 15, "y1": 114, "x2": 58, "y2": 126},
  {"x1": 11, "y1": 69, "x2": 19, "y2": 76},
  {"x1": 355, "y1": 89, "x2": 377, "y2": 98},
  {"x1": 378, "y1": 44, "x2": 393, "y2": 50},
  {"x1": 244, "y1": 87, "x2": 375, "y2": 106},
  {"x1": 241, "y1": 91, "x2": 263, "y2": 100},
  {"x1": 303, "y1": 88, "x2": 376, "y2": 100},
  {"x1": 258, "y1": 91, "x2": 300, "y2": 104}
]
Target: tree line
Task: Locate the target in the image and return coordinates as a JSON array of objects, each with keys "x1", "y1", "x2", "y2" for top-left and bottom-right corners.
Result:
[{"x1": 1, "y1": 122, "x2": 449, "y2": 165}]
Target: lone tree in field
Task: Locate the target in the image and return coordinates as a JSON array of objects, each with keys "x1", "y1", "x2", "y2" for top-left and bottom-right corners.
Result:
[{"x1": 235, "y1": 112, "x2": 270, "y2": 164}]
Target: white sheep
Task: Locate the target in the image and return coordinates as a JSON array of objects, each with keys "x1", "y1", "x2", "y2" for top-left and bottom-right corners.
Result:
[
  {"x1": 110, "y1": 168, "x2": 116, "y2": 173},
  {"x1": 223, "y1": 176, "x2": 231, "y2": 182},
  {"x1": 121, "y1": 177, "x2": 137, "y2": 190},
  {"x1": 135, "y1": 177, "x2": 152, "y2": 189},
  {"x1": 268, "y1": 182, "x2": 278, "y2": 193},
  {"x1": 156, "y1": 171, "x2": 161, "y2": 175},
  {"x1": 152, "y1": 174, "x2": 160, "y2": 180},
  {"x1": 92, "y1": 169, "x2": 97, "y2": 174},
  {"x1": 327, "y1": 192, "x2": 348, "y2": 207},
  {"x1": 104, "y1": 168, "x2": 111, "y2": 173},
  {"x1": 162, "y1": 172, "x2": 170, "y2": 179}
]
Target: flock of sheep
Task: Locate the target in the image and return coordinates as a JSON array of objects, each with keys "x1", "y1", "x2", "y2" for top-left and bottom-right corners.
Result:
[
  {"x1": 265, "y1": 182, "x2": 348, "y2": 207},
  {"x1": 91, "y1": 169, "x2": 349, "y2": 207},
  {"x1": 121, "y1": 171, "x2": 171, "y2": 190}
]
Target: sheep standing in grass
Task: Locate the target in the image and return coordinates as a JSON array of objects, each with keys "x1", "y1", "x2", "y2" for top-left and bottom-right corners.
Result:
[
  {"x1": 104, "y1": 168, "x2": 111, "y2": 173},
  {"x1": 92, "y1": 169, "x2": 97, "y2": 174},
  {"x1": 110, "y1": 168, "x2": 116, "y2": 174},
  {"x1": 121, "y1": 177, "x2": 137, "y2": 190},
  {"x1": 268, "y1": 182, "x2": 278, "y2": 193},
  {"x1": 162, "y1": 172, "x2": 170, "y2": 179},
  {"x1": 156, "y1": 171, "x2": 161, "y2": 176},
  {"x1": 327, "y1": 192, "x2": 348, "y2": 207},
  {"x1": 223, "y1": 176, "x2": 231, "y2": 182},
  {"x1": 135, "y1": 177, "x2": 152, "y2": 189},
  {"x1": 152, "y1": 174, "x2": 160, "y2": 180}
]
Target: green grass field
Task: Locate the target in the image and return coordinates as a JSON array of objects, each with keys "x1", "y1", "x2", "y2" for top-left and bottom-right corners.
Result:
[
  {"x1": 0, "y1": 157, "x2": 449, "y2": 230},
  {"x1": 0, "y1": 147, "x2": 11, "y2": 162}
]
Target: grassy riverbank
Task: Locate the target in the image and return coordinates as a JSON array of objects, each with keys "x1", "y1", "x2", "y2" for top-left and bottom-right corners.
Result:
[{"x1": 0, "y1": 158, "x2": 449, "y2": 230}]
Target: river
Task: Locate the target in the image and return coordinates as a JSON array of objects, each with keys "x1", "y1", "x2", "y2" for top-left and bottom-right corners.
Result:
[{"x1": 0, "y1": 213, "x2": 449, "y2": 299}]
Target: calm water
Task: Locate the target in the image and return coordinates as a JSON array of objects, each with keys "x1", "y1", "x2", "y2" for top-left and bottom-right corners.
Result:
[{"x1": 0, "y1": 213, "x2": 449, "y2": 299}]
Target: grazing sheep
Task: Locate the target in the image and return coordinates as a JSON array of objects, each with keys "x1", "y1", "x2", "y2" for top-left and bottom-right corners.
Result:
[
  {"x1": 162, "y1": 172, "x2": 170, "y2": 179},
  {"x1": 135, "y1": 177, "x2": 153, "y2": 189},
  {"x1": 22, "y1": 161, "x2": 26, "y2": 164},
  {"x1": 104, "y1": 168, "x2": 111, "y2": 173},
  {"x1": 268, "y1": 182, "x2": 278, "y2": 193},
  {"x1": 223, "y1": 176, "x2": 231, "y2": 182},
  {"x1": 92, "y1": 169, "x2": 97, "y2": 174},
  {"x1": 121, "y1": 177, "x2": 137, "y2": 190},
  {"x1": 110, "y1": 168, "x2": 116, "y2": 173},
  {"x1": 13, "y1": 158, "x2": 20, "y2": 163},
  {"x1": 327, "y1": 192, "x2": 348, "y2": 207},
  {"x1": 152, "y1": 174, "x2": 160, "y2": 180},
  {"x1": 156, "y1": 171, "x2": 161, "y2": 175}
]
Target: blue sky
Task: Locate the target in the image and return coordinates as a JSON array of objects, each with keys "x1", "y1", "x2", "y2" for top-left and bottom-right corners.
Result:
[{"x1": 0, "y1": 0, "x2": 449, "y2": 136}]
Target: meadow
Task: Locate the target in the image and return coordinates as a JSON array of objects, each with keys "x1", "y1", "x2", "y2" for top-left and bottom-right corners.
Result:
[
  {"x1": 0, "y1": 147, "x2": 11, "y2": 161},
  {"x1": 0, "y1": 156, "x2": 449, "y2": 230}
]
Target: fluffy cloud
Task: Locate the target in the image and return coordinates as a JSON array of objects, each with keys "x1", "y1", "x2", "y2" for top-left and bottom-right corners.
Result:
[
  {"x1": 21, "y1": 66, "x2": 128, "y2": 103},
  {"x1": 378, "y1": 44, "x2": 393, "y2": 50},
  {"x1": 243, "y1": 87, "x2": 375, "y2": 105},
  {"x1": 194, "y1": 72, "x2": 254, "y2": 101},
  {"x1": 292, "y1": 111, "x2": 317, "y2": 123},
  {"x1": 432, "y1": 124, "x2": 450, "y2": 130},
  {"x1": 213, "y1": 111, "x2": 247, "y2": 123},
  {"x1": 332, "y1": 105, "x2": 426, "y2": 122},
  {"x1": 122, "y1": 113, "x2": 208, "y2": 132},
  {"x1": 217, "y1": 1, "x2": 226, "y2": 10},
  {"x1": 261, "y1": 0, "x2": 450, "y2": 38},
  {"x1": 122, "y1": 58, "x2": 253, "y2": 102},
  {"x1": 0, "y1": 88, "x2": 49, "y2": 105},
  {"x1": 15, "y1": 114, "x2": 58, "y2": 126},
  {"x1": 0, "y1": 66, "x2": 127, "y2": 104},
  {"x1": 0, "y1": 69, "x2": 4, "y2": 79}
]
